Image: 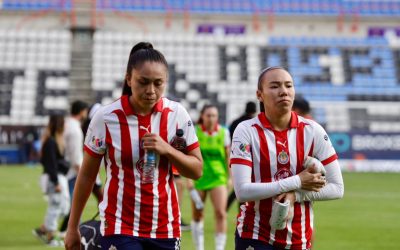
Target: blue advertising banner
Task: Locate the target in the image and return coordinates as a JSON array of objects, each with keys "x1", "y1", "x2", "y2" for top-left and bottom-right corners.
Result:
[{"x1": 329, "y1": 132, "x2": 400, "y2": 160}]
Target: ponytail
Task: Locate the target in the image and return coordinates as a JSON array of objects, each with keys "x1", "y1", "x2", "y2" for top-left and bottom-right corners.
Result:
[{"x1": 122, "y1": 42, "x2": 168, "y2": 96}]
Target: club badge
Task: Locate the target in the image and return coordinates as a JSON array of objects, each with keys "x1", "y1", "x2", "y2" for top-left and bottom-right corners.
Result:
[{"x1": 277, "y1": 150, "x2": 289, "y2": 164}]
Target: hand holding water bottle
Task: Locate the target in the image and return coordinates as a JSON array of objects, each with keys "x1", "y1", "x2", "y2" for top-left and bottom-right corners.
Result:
[{"x1": 141, "y1": 125, "x2": 174, "y2": 183}]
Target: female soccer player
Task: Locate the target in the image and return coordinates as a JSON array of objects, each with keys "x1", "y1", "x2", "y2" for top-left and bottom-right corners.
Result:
[
  {"x1": 191, "y1": 104, "x2": 230, "y2": 250},
  {"x1": 64, "y1": 42, "x2": 203, "y2": 250},
  {"x1": 230, "y1": 67, "x2": 344, "y2": 250}
]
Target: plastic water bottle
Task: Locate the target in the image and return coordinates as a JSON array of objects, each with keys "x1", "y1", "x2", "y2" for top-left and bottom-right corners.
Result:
[
  {"x1": 171, "y1": 129, "x2": 186, "y2": 151},
  {"x1": 142, "y1": 149, "x2": 156, "y2": 183},
  {"x1": 190, "y1": 188, "x2": 204, "y2": 210}
]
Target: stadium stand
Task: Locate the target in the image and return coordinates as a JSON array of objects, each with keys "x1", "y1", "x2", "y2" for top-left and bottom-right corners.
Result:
[{"x1": 0, "y1": 0, "x2": 400, "y2": 166}]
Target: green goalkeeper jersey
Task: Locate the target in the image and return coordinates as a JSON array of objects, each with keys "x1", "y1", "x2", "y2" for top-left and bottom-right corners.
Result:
[{"x1": 194, "y1": 124, "x2": 228, "y2": 190}]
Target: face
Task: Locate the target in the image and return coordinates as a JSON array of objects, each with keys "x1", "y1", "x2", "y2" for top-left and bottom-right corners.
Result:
[
  {"x1": 202, "y1": 106, "x2": 219, "y2": 129},
  {"x1": 126, "y1": 61, "x2": 168, "y2": 113},
  {"x1": 256, "y1": 69, "x2": 295, "y2": 116},
  {"x1": 79, "y1": 109, "x2": 88, "y2": 122}
]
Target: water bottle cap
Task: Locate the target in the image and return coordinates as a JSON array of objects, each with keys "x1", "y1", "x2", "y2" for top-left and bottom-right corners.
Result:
[{"x1": 176, "y1": 129, "x2": 184, "y2": 137}]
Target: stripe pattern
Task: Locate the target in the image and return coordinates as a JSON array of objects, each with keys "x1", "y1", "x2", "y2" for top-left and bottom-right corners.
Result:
[
  {"x1": 85, "y1": 96, "x2": 199, "y2": 239},
  {"x1": 232, "y1": 112, "x2": 337, "y2": 249}
]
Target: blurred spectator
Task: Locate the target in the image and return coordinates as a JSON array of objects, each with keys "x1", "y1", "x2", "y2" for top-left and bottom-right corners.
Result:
[
  {"x1": 292, "y1": 96, "x2": 312, "y2": 119},
  {"x1": 33, "y1": 114, "x2": 69, "y2": 246},
  {"x1": 59, "y1": 100, "x2": 88, "y2": 233},
  {"x1": 226, "y1": 101, "x2": 257, "y2": 211}
]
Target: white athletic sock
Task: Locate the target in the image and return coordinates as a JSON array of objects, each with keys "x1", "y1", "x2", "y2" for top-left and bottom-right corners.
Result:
[
  {"x1": 191, "y1": 221, "x2": 204, "y2": 250},
  {"x1": 215, "y1": 232, "x2": 227, "y2": 250}
]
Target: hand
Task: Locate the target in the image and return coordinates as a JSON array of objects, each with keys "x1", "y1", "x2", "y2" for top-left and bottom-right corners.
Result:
[
  {"x1": 298, "y1": 166, "x2": 326, "y2": 192},
  {"x1": 227, "y1": 178, "x2": 233, "y2": 190},
  {"x1": 275, "y1": 191, "x2": 295, "y2": 205},
  {"x1": 64, "y1": 228, "x2": 81, "y2": 250},
  {"x1": 55, "y1": 184, "x2": 62, "y2": 193},
  {"x1": 274, "y1": 192, "x2": 295, "y2": 220},
  {"x1": 186, "y1": 178, "x2": 194, "y2": 190},
  {"x1": 142, "y1": 133, "x2": 172, "y2": 155}
]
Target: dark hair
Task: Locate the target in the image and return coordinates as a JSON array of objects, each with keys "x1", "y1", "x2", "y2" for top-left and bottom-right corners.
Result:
[
  {"x1": 71, "y1": 100, "x2": 88, "y2": 115},
  {"x1": 197, "y1": 104, "x2": 218, "y2": 125},
  {"x1": 257, "y1": 66, "x2": 286, "y2": 90},
  {"x1": 293, "y1": 97, "x2": 311, "y2": 115},
  {"x1": 245, "y1": 101, "x2": 257, "y2": 114},
  {"x1": 122, "y1": 42, "x2": 169, "y2": 96},
  {"x1": 48, "y1": 114, "x2": 65, "y2": 137}
]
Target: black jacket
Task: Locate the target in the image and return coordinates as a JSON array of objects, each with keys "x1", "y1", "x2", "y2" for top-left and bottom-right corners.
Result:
[{"x1": 40, "y1": 137, "x2": 69, "y2": 185}]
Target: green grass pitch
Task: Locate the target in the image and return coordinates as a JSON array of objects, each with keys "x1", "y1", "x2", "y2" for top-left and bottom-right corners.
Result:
[{"x1": 0, "y1": 165, "x2": 399, "y2": 249}]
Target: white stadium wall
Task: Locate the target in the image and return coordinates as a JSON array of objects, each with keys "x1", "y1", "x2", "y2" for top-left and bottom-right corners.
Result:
[{"x1": 1, "y1": 4, "x2": 400, "y2": 170}]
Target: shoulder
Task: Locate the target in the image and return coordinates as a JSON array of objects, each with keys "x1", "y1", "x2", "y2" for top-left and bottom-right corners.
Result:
[
  {"x1": 298, "y1": 116, "x2": 327, "y2": 138},
  {"x1": 162, "y1": 97, "x2": 185, "y2": 112},
  {"x1": 238, "y1": 116, "x2": 259, "y2": 129},
  {"x1": 101, "y1": 98, "x2": 123, "y2": 115},
  {"x1": 44, "y1": 137, "x2": 56, "y2": 147}
]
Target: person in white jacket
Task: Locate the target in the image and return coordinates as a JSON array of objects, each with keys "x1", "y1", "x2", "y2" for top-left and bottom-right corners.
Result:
[{"x1": 59, "y1": 100, "x2": 88, "y2": 233}]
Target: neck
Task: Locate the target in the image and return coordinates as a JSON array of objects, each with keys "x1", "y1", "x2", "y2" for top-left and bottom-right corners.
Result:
[
  {"x1": 265, "y1": 111, "x2": 291, "y2": 131},
  {"x1": 129, "y1": 96, "x2": 152, "y2": 116},
  {"x1": 71, "y1": 115, "x2": 80, "y2": 121},
  {"x1": 204, "y1": 123, "x2": 216, "y2": 132}
]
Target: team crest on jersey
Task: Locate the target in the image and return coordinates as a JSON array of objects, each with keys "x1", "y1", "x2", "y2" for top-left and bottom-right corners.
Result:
[
  {"x1": 274, "y1": 168, "x2": 293, "y2": 181},
  {"x1": 277, "y1": 150, "x2": 289, "y2": 164}
]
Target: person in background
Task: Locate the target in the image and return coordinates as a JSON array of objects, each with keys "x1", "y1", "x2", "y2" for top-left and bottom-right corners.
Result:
[
  {"x1": 33, "y1": 114, "x2": 70, "y2": 247},
  {"x1": 59, "y1": 100, "x2": 88, "y2": 233},
  {"x1": 230, "y1": 66, "x2": 344, "y2": 250},
  {"x1": 64, "y1": 42, "x2": 203, "y2": 250},
  {"x1": 191, "y1": 104, "x2": 230, "y2": 250},
  {"x1": 226, "y1": 101, "x2": 257, "y2": 211},
  {"x1": 292, "y1": 96, "x2": 313, "y2": 119}
]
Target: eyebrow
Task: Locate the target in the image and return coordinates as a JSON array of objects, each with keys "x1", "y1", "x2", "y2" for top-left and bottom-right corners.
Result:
[
  {"x1": 137, "y1": 76, "x2": 163, "y2": 81},
  {"x1": 269, "y1": 81, "x2": 292, "y2": 84}
]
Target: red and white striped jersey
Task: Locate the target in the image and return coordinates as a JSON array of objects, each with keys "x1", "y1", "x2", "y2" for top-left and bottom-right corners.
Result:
[
  {"x1": 84, "y1": 95, "x2": 199, "y2": 239},
  {"x1": 230, "y1": 112, "x2": 338, "y2": 249}
]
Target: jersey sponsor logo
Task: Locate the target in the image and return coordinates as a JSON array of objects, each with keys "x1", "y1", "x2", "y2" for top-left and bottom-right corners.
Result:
[
  {"x1": 232, "y1": 141, "x2": 251, "y2": 158},
  {"x1": 277, "y1": 150, "x2": 289, "y2": 164},
  {"x1": 274, "y1": 168, "x2": 293, "y2": 181}
]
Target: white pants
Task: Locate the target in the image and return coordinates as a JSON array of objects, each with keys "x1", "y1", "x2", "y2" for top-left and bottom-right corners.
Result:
[{"x1": 40, "y1": 174, "x2": 70, "y2": 232}]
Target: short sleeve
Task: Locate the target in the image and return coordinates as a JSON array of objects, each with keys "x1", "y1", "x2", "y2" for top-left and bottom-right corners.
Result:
[
  {"x1": 312, "y1": 121, "x2": 338, "y2": 166},
  {"x1": 176, "y1": 104, "x2": 199, "y2": 152},
  {"x1": 229, "y1": 122, "x2": 252, "y2": 168},
  {"x1": 84, "y1": 107, "x2": 107, "y2": 158}
]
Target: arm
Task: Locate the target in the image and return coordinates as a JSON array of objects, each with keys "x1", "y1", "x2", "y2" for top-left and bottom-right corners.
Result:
[
  {"x1": 232, "y1": 164, "x2": 301, "y2": 202},
  {"x1": 142, "y1": 133, "x2": 203, "y2": 180},
  {"x1": 232, "y1": 163, "x2": 327, "y2": 202},
  {"x1": 296, "y1": 160, "x2": 344, "y2": 202},
  {"x1": 64, "y1": 151, "x2": 102, "y2": 249}
]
